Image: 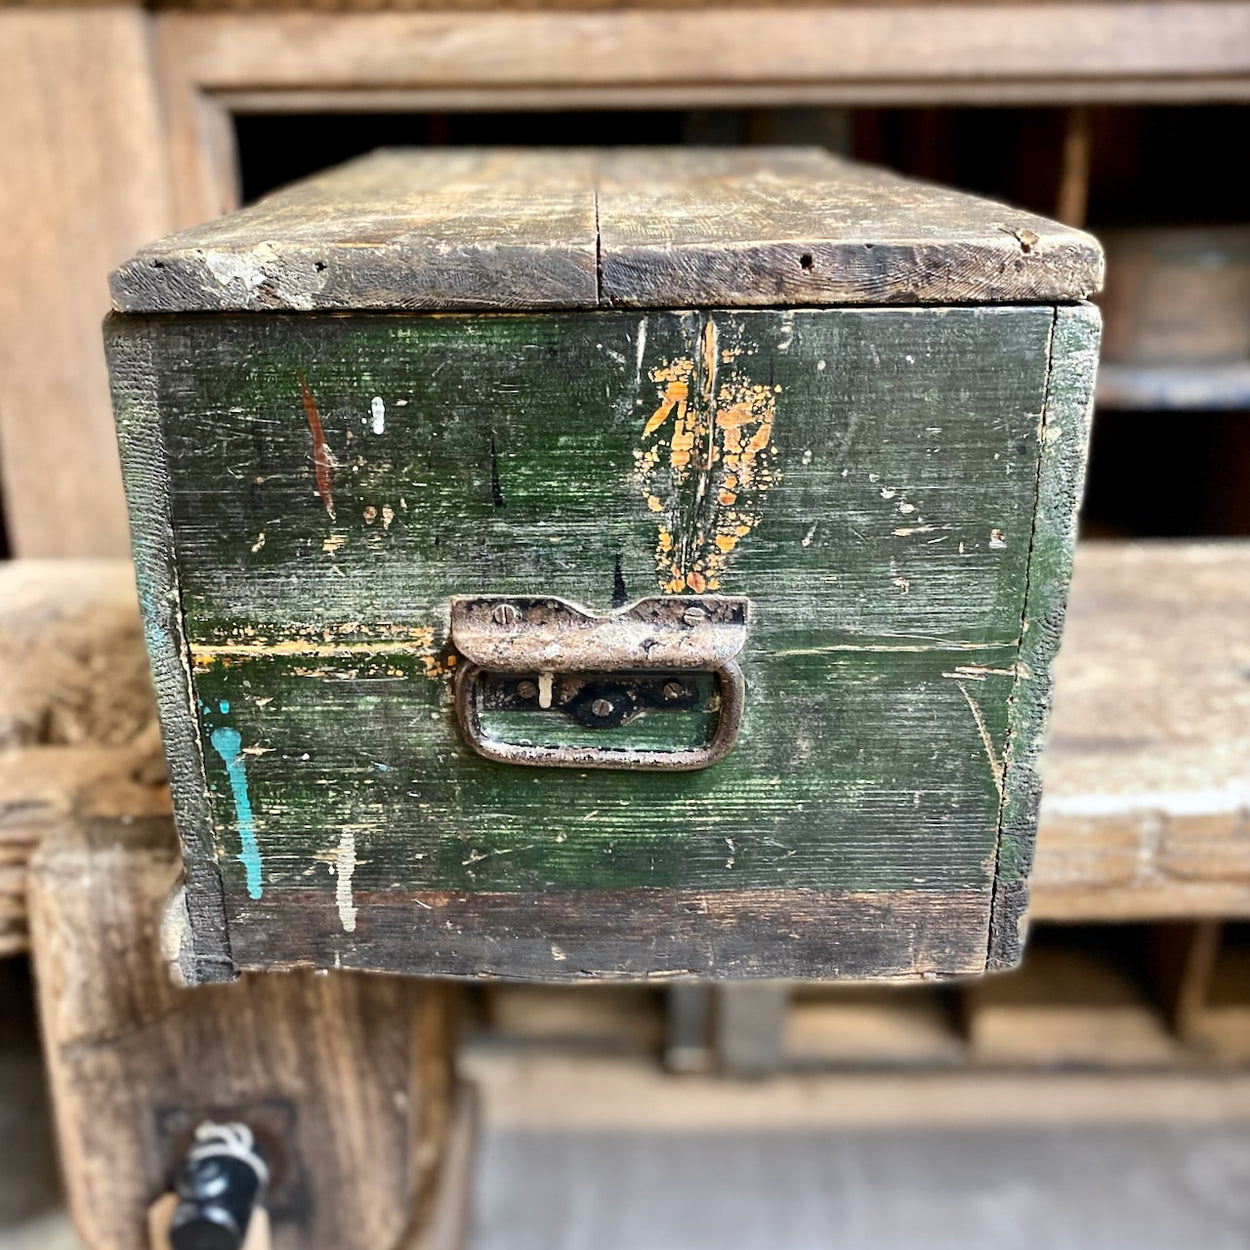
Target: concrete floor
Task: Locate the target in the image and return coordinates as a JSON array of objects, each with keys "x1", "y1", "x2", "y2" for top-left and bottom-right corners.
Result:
[
  {"x1": 0, "y1": 962, "x2": 80, "y2": 1250},
  {"x1": 473, "y1": 1124, "x2": 1250, "y2": 1250},
  {"x1": 7, "y1": 961, "x2": 1250, "y2": 1250}
]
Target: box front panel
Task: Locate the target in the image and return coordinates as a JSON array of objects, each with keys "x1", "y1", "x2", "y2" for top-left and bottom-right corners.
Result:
[{"x1": 149, "y1": 306, "x2": 1054, "y2": 978}]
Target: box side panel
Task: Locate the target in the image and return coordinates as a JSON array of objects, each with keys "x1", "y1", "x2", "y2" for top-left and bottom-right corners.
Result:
[
  {"x1": 989, "y1": 303, "x2": 1101, "y2": 970},
  {"x1": 237, "y1": 887, "x2": 992, "y2": 982},
  {"x1": 104, "y1": 315, "x2": 233, "y2": 983},
  {"x1": 139, "y1": 306, "x2": 1054, "y2": 979}
]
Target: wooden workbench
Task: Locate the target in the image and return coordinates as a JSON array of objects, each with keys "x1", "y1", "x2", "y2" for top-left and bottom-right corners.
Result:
[{"x1": 5, "y1": 540, "x2": 1250, "y2": 957}]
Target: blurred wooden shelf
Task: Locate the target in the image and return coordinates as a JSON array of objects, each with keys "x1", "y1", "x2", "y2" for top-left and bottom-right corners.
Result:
[
  {"x1": 1033, "y1": 540, "x2": 1250, "y2": 920},
  {"x1": 1096, "y1": 361, "x2": 1250, "y2": 410},
  {"x1": 964, "y1": 944, "x2": 1179, "y2": 1067}
]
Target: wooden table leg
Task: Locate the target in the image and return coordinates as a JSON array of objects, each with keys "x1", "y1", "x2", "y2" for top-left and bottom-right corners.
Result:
[{"x1": 27, "y1": 810, "x2": 472, "y2": 1250}]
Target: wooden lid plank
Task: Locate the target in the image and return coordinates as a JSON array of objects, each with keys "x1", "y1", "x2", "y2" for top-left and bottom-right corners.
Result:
[
  {"x1": 110, "y1": 148, "x2": 601, "y2": 313},
  {"x1": 110, "y1": 146, "x2": 1103, "y2": 313},
  {"x1": 597, "y1": 146, "x2": 1103, "y2": 307}
]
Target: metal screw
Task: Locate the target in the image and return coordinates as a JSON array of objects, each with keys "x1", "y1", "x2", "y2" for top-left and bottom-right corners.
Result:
[
  {"x1": 682, "y1": 606, "x2": 707, "y2": 626},
  {"x1": 492, "y1": 603, "x2": 519, "y2": 626},
  {"x1": 662, "y1": 681, "x2": 686, "y2": 701},
  {"x1": 516, "y1": 680, "x2": 538, "y2": 700},
  {"x1": 591, "y1": 698, "x2": 614, "y2": 718}
]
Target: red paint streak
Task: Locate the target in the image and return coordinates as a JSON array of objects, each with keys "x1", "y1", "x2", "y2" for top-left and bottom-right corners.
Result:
[{"x1": 297, "y1": 370, "x2": 336, "y2": 520}]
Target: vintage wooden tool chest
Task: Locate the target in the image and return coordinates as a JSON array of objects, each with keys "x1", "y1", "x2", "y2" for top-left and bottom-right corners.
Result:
[{"x1": 105, "y1": 148, "x2": 1102, "y2": 986}]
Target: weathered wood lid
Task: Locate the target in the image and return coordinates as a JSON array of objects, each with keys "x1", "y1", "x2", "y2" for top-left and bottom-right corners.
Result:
[{"x1": 110, "y1": 147, "x2": 1103, "y2": 313}]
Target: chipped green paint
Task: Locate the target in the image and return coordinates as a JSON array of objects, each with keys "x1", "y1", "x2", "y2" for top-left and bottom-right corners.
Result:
[{"x1": 107, "y1": 302, "x2": 1096, "y2": 980}]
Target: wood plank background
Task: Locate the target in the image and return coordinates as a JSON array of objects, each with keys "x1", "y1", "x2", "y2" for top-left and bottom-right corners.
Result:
[{"x1": 4, "y1": 1, "x2": 1249, "y2": 555}]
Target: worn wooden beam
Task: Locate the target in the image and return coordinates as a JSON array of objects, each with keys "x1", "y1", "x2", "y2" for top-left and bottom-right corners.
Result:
[
  {"x1": 0, "y1": 7, "x2": 174, "y2": 557},
  {"x1": 964, "y1": 942, "x2": 1178, "y2": 1067},
  {"x1": 0, "y1": 744, "x2": 168, "y2": 956},
  {"x1": 150, "y1": 5, "x2": 1250, "y2": 224},
  {"x1": 464, "y1": 1047, "x2": 1250, "y2": 1130},
  {"x1": 153, "y1": 6, "x2": 1250, "y2": 96},
  {"x1": 28, "y1": 806, "x2": 467, "y2": 1250},
  {"x1": 0, "y1": 560, "x2": 159, "y2": 953},
  {"x1": 1031, "y1": 541, "x2": 1250, "y2": 921}
]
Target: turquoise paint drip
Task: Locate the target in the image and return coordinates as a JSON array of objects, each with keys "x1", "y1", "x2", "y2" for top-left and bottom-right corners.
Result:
[{"x1": 210, "y1": 725, "x2": 263, "y2": 900}]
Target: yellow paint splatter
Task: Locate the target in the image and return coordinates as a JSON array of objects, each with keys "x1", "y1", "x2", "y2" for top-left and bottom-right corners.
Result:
[
  {"x1": 632, "y1": 319, "x2": 779, "y2": 593},
  {"x1": 190, "y1": 620, "x2": 456, "y2": 683}
]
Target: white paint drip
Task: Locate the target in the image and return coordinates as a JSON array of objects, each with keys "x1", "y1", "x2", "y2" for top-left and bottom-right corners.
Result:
[
  {"x1": 370, "y1": 396, "x2": 386, "y2": 434},
  {"x1": 335, "y1": 830, "x2": 358, "y2": 933},
  {"x1": 634, "y1": 319, "x2": 648, "y2": 388},
  {"x1": 777, "y1": 309, "x2": 795, "y2": 352}
]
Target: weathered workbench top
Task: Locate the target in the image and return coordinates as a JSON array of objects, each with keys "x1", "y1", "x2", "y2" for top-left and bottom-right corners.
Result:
[{"x1": 5, "y1": 541, "x2": 1249, "y2": 954}]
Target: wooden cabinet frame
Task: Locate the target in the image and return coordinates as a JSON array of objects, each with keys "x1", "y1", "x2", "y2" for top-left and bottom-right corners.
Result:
[{"x1": 5, "y1": 0, "x2": 1250, "y2": 558}]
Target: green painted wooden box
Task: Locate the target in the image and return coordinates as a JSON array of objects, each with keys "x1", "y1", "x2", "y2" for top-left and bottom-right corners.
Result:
[{"x1": 105, "y1": 148, "x2": 1102, "y2": 986}]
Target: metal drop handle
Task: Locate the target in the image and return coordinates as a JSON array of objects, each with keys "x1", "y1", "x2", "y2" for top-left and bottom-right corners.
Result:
[{"x1": 449, "y1": 595, "x2": 749, "y2": 772}]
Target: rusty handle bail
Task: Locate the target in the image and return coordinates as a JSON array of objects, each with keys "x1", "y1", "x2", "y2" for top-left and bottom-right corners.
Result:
[{"x1": 448, "y1": 595, "x2": 749, "y2": 772}]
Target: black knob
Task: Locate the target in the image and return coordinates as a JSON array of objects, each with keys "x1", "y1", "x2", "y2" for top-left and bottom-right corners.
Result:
[{"x1": 168, "y1": 1124, "x2": 267, "y2": 1250}]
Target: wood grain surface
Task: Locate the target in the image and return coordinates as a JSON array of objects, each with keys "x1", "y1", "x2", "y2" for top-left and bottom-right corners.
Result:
[
  {"x1": 28, "y1": 810, "x2": 460, "y2": 1250},
  {"x1": 110, "y1": 147, "x2": 1103, "y2": 313},
  {"x1": 5, "y1": 539, "x2": 1246, "y2": 960},
  {"x1": 113, "y1": 149, "x2": 600, "y2": 314},
  {"x1": 596, "y1": 148, "x2": 1102, "y2": 308},
  {"x1": 106, "y1": 299, "x2": 1092, "y2": 981},
  {"x1": 0, "y1": 7, "x2": 173, "y2": 557},
  {"x1": 1032, "y1": 541, "x2": 1250, "y2": 920}
]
